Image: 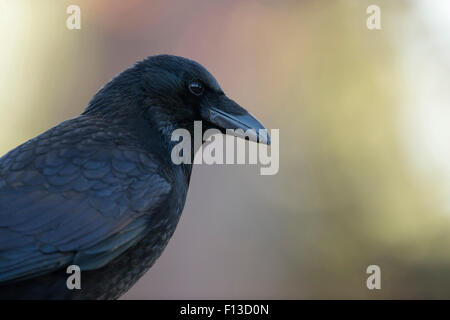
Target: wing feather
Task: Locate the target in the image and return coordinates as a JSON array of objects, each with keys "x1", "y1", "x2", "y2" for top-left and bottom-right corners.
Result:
[{"x1": 0, "y1": 117, "x2": 172, "y2": 283}]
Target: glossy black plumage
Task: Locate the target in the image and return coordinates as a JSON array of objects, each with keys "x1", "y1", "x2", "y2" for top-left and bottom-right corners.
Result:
[{"x1": 0, "y1": 55, "x2": 269, "y2": 299}]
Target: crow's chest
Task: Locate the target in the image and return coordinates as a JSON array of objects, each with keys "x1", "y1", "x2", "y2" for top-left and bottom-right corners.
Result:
[
  {"x1": 70, "y1": 180, "x2": 188, "y2": 299},
  {"x1": 74, "y1": 216, "x2": 180, "y2": 299}
]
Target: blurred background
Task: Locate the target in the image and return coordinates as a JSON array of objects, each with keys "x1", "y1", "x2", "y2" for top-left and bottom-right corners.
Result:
[{"x1": 0, "y1": 0, "x2": 449, "y2": 299}]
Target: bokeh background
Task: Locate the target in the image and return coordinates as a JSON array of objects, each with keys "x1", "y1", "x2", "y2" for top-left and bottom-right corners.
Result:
[{"x1": 1, "y1": 0, "x2": 449, "y2": 299}]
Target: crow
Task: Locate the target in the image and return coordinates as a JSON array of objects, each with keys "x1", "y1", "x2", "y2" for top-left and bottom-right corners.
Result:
[{"x1": 0, "y1": 55, "x2": 269, "y2": 299}]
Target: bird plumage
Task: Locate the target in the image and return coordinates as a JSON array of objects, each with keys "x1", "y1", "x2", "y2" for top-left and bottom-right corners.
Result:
[{"x1": 0, "y1": 55, "x2": 268, "y2": 299}]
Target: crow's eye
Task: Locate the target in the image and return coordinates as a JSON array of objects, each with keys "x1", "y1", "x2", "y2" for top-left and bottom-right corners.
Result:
[{"x1": 188, "y1": 81, "x2": 204, "y2": 96}]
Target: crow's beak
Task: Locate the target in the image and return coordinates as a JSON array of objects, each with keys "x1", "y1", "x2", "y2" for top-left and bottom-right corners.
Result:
[{"x1": 204, "y1": 96, "x2": 270, "y2": 145}]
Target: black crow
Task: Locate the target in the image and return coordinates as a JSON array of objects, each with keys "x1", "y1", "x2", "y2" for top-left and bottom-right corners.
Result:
[{"x1": 0, "y1": 55, "x2": 269, "y2": 299}]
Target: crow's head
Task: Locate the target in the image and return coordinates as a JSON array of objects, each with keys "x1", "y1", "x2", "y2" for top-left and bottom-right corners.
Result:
[{"x1": 84, "y1": 54, "x2": 270, "y2": 145}]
